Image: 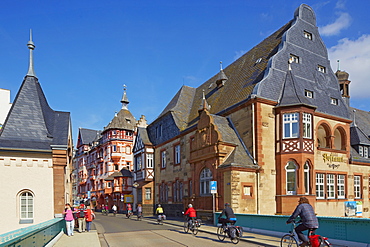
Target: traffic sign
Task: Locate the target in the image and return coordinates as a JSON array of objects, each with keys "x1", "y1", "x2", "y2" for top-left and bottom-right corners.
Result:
[{"x1": 210, "y1": 181, "x2": 217, "y2": 194}]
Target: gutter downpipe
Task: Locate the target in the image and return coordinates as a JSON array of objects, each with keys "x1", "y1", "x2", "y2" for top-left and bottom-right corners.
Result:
[{"x1": 252, "y1": 100, "x2": 260, "y2": 215}]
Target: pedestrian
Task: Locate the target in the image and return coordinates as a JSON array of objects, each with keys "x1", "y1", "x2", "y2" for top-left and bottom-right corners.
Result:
[
  {"x1": 85, "y1": 206, "x2": 95, "y2": 232},
  {"x1": 286, "y1": 197, "x2": 319, "y2": 247},
  {"x1": 137, "y1": 203, "x2": 143, "y2": 219},
  {"x1": 77, "y1": 204, "x2": 86, "y2": 233},
  {"x1": 63, "y1": 203, "x2": 77, "y2": 236},
  {"x1": 126, "y1": 203, "x2": 132, "y2": 218}
]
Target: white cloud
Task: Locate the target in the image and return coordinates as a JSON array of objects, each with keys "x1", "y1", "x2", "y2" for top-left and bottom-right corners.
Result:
[
  {"x1": 319, "y1": 12, "x2": 351, "y2": 36},
  {"x1": 335, "y1": 0, "x2": 346, "y2": 10},
  {"x1": 328, "y1": 34, "x2": 370, "y2": 98}
]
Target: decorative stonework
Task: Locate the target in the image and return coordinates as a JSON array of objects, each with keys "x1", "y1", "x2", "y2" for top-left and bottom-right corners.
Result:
[{"x1": 282, "y1": 140, "x2": 300, "y2": 152}]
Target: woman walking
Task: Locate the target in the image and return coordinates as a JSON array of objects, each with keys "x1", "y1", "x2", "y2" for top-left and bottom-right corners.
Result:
[{"x1": 63, "y1": 203, "x2": 77, "y2": 236}]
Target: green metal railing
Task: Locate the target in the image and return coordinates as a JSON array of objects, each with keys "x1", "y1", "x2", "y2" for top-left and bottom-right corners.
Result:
[
  {"x1": 215, "y1": 213, "x2": 370, "y2": 245},
  {"x1": 0, "y1": 218, "x2": 65, "y2": 247}
]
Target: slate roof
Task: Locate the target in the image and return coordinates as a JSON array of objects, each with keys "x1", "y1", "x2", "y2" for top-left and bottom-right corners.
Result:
[
  {"x1": 105, "y1": 168, "x2": 133, "y2": 181},
  {"x1": 348, "y1": 107, "x2": 370, "y2": 164},
  {"x1": 104, "y1": 108, "x2": 136, "y2": 132},
  {"x1": 212, "y1": 115, "x2": 257, "y2": 168},
  {"x1": 0, "y1": 76, "x2": 71, "y2": 151},
  {"x1": 157, "y1": 85, "x2": 196, "y2": 131},
  {"x1": 137, "y1": 127, "x2": 152, "y2": 146},
  {"x1": 156, "y1": 4, "x2": 350, "y2": 135},
  {"x1": 278, "y1": 70, "x2": 316, "y2": 108},
  {"x1": 78, "y1": 128, "x2": 101, "y2": 147}
]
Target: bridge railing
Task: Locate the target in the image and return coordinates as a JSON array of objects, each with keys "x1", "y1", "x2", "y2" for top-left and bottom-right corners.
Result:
[
  {"x1": 0, "y1": 218, "x2": 65, "y2": 247},
  {"x1": 214, "y1": 213, "x2": 370, "y2": 245}
]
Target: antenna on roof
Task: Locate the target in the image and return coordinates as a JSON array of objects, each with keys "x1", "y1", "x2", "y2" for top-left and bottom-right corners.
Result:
[
  {"x1": 353, "y1": 109, "x2": 357, "y2": 127},
  {"x1": 337, "y1": 60, "x2": 340, "y2": 71},
  {"x1": 220, "y1": 61, "x2": 223, "y2": 71},
  {"x1": 26, "y1": 29, "x2": 36, "y2": 77}
]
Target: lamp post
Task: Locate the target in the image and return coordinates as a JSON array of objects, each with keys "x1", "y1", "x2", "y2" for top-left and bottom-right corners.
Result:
[{"x1": 133, "y1": 182, "x2": 139, "y2": 211}]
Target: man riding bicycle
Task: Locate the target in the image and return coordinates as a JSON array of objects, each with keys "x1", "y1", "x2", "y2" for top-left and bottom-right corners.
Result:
[
  {"x1": 218, "y1": 203, "x2": 237, "y2": 227},
  {"x1": 184, "y1": 204, "x2": 196, "y2": 226},
  {"x1": 286, "y1": 197, "x2": 319, "y2": 247}
]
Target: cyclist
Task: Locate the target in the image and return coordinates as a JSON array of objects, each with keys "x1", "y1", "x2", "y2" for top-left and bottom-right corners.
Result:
[
  {"x1": 218, "y1": 202, "x2": 237, "y2": 227},
  {"x1": 112, "y1": 204, "x2": 117, "y2": 216},
  {"x1": 156, "y1": 204, "x2": 164, "y2": 222},
  {"x1": 184, "y1": 204, "x2": 197, "y2": 226},
  {"x1": 286, "y1": 197, "x2": 319, "y2": 247}
]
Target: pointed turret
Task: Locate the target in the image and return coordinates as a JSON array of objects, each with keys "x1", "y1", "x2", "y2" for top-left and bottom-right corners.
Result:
[
  {"x1": 215, "y1": 61, "x2": 228, "y2": 88},
  {"x1": 26, "y1": 29, "x2": 36, "y2": 77},
  {"x1": 198, "y1": 89, "x2": 211, "y2": 113},
  {"x1": 335, "y1": 61, "x2": 351, "y2": 106},
  {"x1": 121, "y1": 84, "x2": 129, "y2": 110}
]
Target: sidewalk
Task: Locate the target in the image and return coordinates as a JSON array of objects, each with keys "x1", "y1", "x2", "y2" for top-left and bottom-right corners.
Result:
[
  {"x1": 52, "y1": 230, "x2": 100, "y2": 247},
  {"x1": 52, "y1": 216, "x2": 362, "y2": 247}
]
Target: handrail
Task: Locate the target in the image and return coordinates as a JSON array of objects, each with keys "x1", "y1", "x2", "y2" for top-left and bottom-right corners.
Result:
[{"x1": 0, "y1": 218, "x2": 64, "y2": 246}]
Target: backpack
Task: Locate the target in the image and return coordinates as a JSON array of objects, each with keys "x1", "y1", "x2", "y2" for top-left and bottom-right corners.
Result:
[
  {"x1": 308, "y1": 235, "x2": 320, "y2": 247},
  {"x1": 229, "y1": 226, "x2": 237, "y2": 238}
]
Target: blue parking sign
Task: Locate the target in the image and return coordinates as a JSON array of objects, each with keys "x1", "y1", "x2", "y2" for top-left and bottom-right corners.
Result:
[{"x1": 210, "y1": 181, "x2": 217, "y2": 194}]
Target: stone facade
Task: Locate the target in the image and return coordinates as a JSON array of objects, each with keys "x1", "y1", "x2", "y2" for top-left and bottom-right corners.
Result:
[{"x1": 146, "y1": 4, "x2": 370, "y2": 219}]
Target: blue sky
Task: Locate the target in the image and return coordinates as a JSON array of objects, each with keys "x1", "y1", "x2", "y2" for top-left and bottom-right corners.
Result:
[{"x1": 1, "y1": 0, "x2": 369, "y2": 142}]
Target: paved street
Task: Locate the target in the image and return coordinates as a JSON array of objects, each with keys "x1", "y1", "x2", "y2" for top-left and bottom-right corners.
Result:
[{"x1": 93, "y1": 213, "x2": 268, "y2": 247}]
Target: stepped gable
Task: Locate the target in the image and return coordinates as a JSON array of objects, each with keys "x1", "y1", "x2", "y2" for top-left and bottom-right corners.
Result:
[
  {"x1": 0, "y1": 75, "x2": 70, "y2": 150},
  {"x1": 255, "y1": 4, "x2": 349, "y2": 119}
]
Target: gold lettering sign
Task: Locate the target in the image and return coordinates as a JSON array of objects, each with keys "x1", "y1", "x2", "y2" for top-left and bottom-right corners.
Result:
[{"x1": 322, "y1": 153, "x2": 344, "y2": 163}]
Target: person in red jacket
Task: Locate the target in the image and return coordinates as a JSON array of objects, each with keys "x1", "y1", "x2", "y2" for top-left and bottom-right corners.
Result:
[{"x1": 184, "y1": 204, "x2": 197, "y2": 226}]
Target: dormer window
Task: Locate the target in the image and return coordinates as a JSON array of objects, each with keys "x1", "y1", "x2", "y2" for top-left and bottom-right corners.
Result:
[
  {"x1": 305, "y1": 90, "x2": 313, "y2": 98},
  {"x1": 330, "y1": 98, "x2": 338, "y2": 105},
  {"x1": 304, "y1": 31, "x2": 312, "y2": 40},
  {"x1": 289, "y1": 54, "x2": 299, "y2": 64},
  {"x1": 255, "y1": 58, "x2": 262, "y2": 64},
  {"x1": 318, "y1": 65, "x2": 326, "y2": 73}
]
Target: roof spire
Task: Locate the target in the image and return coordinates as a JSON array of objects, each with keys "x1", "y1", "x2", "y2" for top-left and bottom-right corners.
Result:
[
  {"x1": 337, "y1": 60, "x2": 340, "y2": 71},
  {"x1": 121, "y1": 84, "x2": 129, "y2": 109},
  {"x1": 198, "y1": 89, "x2": 211, "y2": 113},
  {"x1": 26, "y1": 29, "x2": 36, "y2": 77},
  {"x1": 216, "y1": 61, "x2": 228, "y2": 88}
]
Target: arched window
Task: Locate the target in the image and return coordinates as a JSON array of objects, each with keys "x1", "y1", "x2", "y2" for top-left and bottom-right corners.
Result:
[
  {"x1": 334, "y1": 127, "x2": 346, "y2": 150},
  {"x1": 19, "y1": 191, "x2": 34, "y2": 223},
  {"x1": 285, "y1": 161, "x2": 297, "y2": 195},
  {"x1": 304, "y1": 161, "x2": 310, "y2": 195},
  {"x1": 317, "y1": 124, "x2": 330, "y2": 148},
  {"x1": 200, "y1": 168, "x2": 213, "y2": 195}
]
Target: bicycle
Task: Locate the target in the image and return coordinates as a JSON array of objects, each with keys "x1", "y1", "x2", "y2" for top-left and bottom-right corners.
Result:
[
  {"x1": 113, "y1": 210, "x2": 117, "y2": 217},
  {"x1": 217, "y1": 222, "x2": 242, "y2": 244},
  {"x1": 281, "y1": 221, "x2": 331, "y2": 247},
  {"x1": 157, "y1": 214, "x2": 165, "y2": 225},
  {"x1": 183, "y1": 217, "x2": 201, "y2": 236},
  {"x1": 102, "y1": 209, "x2": 108, "y2": 216}
]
